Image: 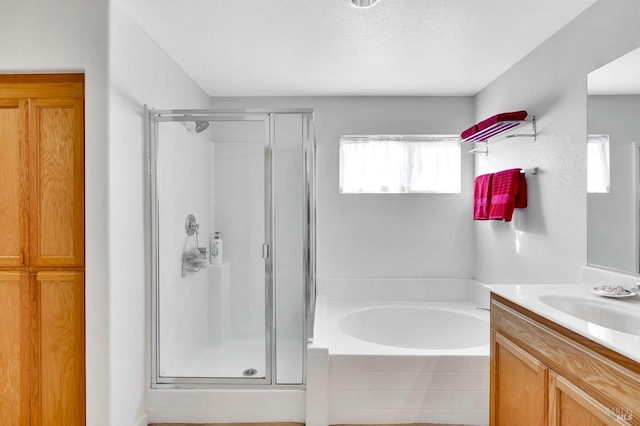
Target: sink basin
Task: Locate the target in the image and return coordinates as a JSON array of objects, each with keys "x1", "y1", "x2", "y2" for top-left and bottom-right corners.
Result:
[{"x1": 538, "y1": 295, "x2": 640, "y2": 336}]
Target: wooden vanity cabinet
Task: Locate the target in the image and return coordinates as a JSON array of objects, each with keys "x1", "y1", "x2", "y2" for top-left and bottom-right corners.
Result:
[
  {"x1": 490, "y1": 294, "x2": 640, "y2": 426},
  {"x1": 0, "y1": 75, "x2": 85, "y2": 426}
]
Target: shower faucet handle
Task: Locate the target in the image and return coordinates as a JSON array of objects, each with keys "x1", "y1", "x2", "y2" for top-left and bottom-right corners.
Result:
[{"x1": 185, "y1": 214, "x2": 200, "y2": 236}]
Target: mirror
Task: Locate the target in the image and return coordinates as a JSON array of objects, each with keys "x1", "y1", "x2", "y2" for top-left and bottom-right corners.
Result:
[{"x1": 587, "y1": 46, "x2": 640, "y2": 274}]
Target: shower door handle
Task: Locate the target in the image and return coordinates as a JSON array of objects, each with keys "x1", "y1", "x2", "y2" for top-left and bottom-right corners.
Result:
[{"x1": 262, "y1": 243, "x2": 270, "y2": 259}]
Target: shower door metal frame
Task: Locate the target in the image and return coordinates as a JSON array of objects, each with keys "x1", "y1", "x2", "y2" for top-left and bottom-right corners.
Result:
[{"x1": 146, "y1": 107, "x2": 315, "y2": 388}]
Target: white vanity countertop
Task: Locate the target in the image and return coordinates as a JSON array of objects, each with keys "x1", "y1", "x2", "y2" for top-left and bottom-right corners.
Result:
[{"x1": 485, "y1": 284, "x2": 640, "y2": 364}]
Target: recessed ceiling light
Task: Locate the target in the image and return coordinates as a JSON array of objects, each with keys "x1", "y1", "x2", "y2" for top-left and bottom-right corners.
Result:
[{"x1": 350, "y1": 0, "x2": 380, "y2": 8}]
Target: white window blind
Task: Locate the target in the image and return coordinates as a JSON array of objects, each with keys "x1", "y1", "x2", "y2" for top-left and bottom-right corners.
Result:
[
  {"x1": 587, "y1": 134, "x2": 610, "y2": 193},
  {"x1": 339, "y1": 135, "x2": 461, "y2": 193}
]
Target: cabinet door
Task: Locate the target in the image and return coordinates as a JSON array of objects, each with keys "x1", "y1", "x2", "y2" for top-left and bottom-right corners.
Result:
[
  {"x1": 32, "y1": 271, "x2": 85, "y2": 426},
  {"x1": 28, "y1": 98, "x2": 84, "y2": 267},
  {"x1": 491, "y1": 331, "x2": 548, "y2": 426},
  {"x1": 0, "y1": 99, "x2": 29, "y2": 267},
  {"x1": 0, "y1": 272, "x2": 30, "y2": 426},
  {"x1": 549, "y1": 372, "x2": 631, "y2": 426}
]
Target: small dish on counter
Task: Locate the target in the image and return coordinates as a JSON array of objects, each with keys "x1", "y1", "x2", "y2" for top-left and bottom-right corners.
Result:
[{"x1": 592, "y1": 285, "x2": 636, "y2": 298}]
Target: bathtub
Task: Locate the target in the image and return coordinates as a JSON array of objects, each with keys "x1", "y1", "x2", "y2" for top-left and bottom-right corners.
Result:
[{"x1": 306, "y1": 279, "x2": 490, "y2": 426}]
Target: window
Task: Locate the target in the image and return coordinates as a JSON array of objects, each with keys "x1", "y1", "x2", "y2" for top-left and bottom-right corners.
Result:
[
  {"x1": 339, "y1": 135, "x2": 461, "y2": 193},
  {"x1": 587, "y1": 134, "x2": 610, "y2": 193}
]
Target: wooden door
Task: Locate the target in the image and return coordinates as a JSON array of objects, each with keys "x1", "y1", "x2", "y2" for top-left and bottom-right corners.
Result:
[
  {"x1": 491, "y1": 331, "x2": 548, "y2": 426},
  {"x1": 28, "y1": 97, "x2": 84, "y2": 268},
  {"x1": 0, "y1": 99, "x2": 29, "y2": 268},
  {"x1": 549, "y1": 372, "x2": 631, "y2": 426},
  {"x1": 0, "y1": 272, "x2": 30, "y2": 426},
  {"x1": 31, "y1": 271, "x2": 85, "y2": 426}
]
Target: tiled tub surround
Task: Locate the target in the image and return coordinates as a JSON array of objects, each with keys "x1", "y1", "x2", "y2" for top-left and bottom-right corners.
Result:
[{"x1": 307, "y1": 279, "x2": 490, "y2": 426}]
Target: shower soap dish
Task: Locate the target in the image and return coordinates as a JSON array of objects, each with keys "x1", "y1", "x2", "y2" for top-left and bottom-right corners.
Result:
[{"x1": 592, "y1": 285, "x2": 636, "y2": 298}]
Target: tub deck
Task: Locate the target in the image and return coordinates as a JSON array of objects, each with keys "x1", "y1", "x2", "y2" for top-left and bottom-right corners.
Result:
[{"x1": 320, "y1": 300, "x2": 490, "y2": 356}]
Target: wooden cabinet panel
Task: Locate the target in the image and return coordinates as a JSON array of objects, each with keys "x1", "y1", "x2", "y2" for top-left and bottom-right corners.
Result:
[
  {"x1": 0, "y1": 100, "x2": 28, "y2": 267},
  {"x1": 549, "y1": 372, "x2": 631, "y2": 426},
  {"x1": 0, "y1": 75, "x2": 84, "y2": 99},
  {"x1": 29, "y1": 98, "x2": 84, "y2": 267},
  {"x1": 31, "y1": 271, "x2": 85, "y2": 426},
  {"x1": 491, "y1": 331, "x2": 548, "y2": 426},
  {"x1": 0, "y1": 272, "x2": 30, "y2": 426},
  {"x1": 0, "y1": 75, "x2": 85, "y2": 425}
]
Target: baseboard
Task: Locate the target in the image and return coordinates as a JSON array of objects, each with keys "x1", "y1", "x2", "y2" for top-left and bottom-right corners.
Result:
[
  {"x1": 146, "y1": 389, "x2": 305, "y2": 423},
  {"x1": 135, "y1": 411, "x2": 149, "y2": 426}
]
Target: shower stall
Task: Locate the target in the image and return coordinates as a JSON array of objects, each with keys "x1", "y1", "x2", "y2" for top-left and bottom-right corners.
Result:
[{"x1": 147, "y1": 108, "x2": 316, "y2": 386}]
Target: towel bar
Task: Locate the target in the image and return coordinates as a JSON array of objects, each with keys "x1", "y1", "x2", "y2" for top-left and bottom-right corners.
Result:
[{"x1": 521, "y1": 167, "x2": 539, "y2": 175}]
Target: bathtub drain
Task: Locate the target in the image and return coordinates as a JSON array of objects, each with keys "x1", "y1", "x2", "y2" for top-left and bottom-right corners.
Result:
[{"x1": 243, "y1": 368, "x2": 258, "y2": 377}]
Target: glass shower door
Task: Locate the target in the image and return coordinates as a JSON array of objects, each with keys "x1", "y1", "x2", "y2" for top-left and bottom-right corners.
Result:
[
  {"x1": 153, "y1": 114, "x2": 271, "y2": 384},
  {"x1": 149, "y1": 108, "x2": 315, "y2": 387}
]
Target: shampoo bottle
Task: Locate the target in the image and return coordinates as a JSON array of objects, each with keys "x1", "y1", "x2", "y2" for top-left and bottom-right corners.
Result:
[{"x1": 210, "y1": 232, "x2": 223, "y2": 264}]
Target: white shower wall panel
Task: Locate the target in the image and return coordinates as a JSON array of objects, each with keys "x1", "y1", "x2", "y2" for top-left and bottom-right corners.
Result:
[
  {"x1": 157, "y1": 122, "x2": 213, "y2": 376},
  {"x1": 212, "y1": 139, "x2": 266, "y2": 342}
]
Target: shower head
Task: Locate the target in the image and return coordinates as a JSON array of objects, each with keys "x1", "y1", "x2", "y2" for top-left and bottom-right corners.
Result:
[
  {"x1": 195, "y1": 120, "x2": 210, "y2": 133},
  {"x1": 350, "y1": 0, "x2": 380, "y2": 8}
]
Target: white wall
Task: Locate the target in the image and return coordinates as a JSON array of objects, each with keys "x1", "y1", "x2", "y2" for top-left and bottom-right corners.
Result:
[
  {"x1": 587, "y1": 95, "x2": 640, "y2": 273},
  {"x1": 211, "y1": 97, "x2": 476, "y2": 280},
  {"x1": 0, "y1": 0, "x2": 110, "y2": 424},
  {"x1": 474, "y1": 0, "x2": 640, "y2": 284},
  {"x1": 109, "y1": 3, "x2": 210, "y2": 424}
]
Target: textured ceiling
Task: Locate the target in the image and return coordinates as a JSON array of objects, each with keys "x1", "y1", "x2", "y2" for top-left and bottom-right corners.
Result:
[{"x1": 117, "y1": 0, "x2": 598, "y2": 96}]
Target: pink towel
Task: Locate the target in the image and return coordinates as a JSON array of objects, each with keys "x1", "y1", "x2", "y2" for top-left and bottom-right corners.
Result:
[
  {"x1": 473, "y1": 174, "x2": 493, "y2": 220},
  {"x1": 460, "y1": 110, "x2": 528, "y2": 141},
  {"x1": 489, "y1": 169, "x2": 522, "y2": 222},
  {"x1": 476, "y1": 110, "x2": 528, "y2": 133},
  {"x1": 515, "y1": 173, "x2": 527, "y2": 209},
  {"x1": 461, "y1": 124, "x2": 479, "y2": 140}
]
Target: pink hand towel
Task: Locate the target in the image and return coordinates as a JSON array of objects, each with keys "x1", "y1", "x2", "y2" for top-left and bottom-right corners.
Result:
[
  {"x1": 473, "y1": 173, "x2": 493, "y2": 220},
  {"x1": 515, "y1": 173, "x2": 527, "y2": 209},
  {"x1": 461, "y1": 124, "x2": 479, "y2": 140},
  {"x1": 489, "y1": 169, "x2": 522, "y2": 222},
  {"x1": 460, "y1": 110, "x2": 528, "y2": 141},
  {"x1": 475, "y1": 110, "x2": 528, "y2": 133}
]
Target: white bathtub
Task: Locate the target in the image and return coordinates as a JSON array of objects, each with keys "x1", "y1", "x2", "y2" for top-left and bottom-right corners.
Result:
[
  {"x1": 329, "y1": 302, "x2": 489, "y2": 354},
  {"x1": 306, "y1": 280, "x2": 490, "y2": 426}
]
